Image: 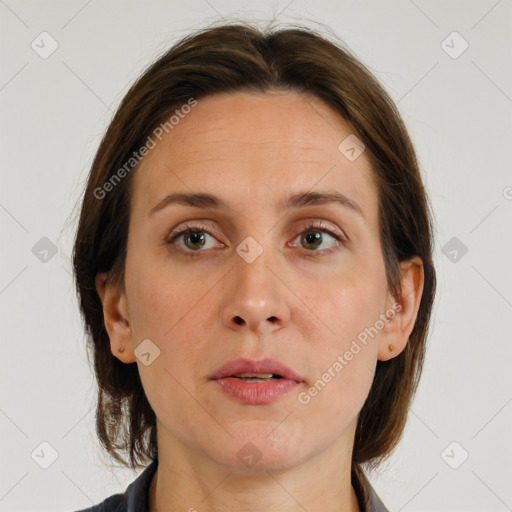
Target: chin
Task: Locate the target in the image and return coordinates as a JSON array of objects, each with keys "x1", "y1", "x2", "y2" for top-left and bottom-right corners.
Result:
[{"x1": 212, "y1": 421, "x2": 310, "y2": 474}]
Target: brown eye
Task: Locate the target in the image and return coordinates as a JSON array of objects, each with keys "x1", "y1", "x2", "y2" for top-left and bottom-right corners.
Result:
[
  {"x1": 301, "y1": 230, "x2": 324, "y2": 250},
  {"x1": 166, "y1": 224, "x2": 221, "y2": 256},
  {"x1": 291, "y1": 222, "x2": 344, "y2": 253},
  {"x1": 181, "y1": 230, "x2": 207, "y2": 251}
]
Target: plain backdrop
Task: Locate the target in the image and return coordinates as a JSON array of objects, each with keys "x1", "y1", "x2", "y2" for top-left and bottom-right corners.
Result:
[{"x1": 1, "y1": 1, "x2": 511, "y2": 511}]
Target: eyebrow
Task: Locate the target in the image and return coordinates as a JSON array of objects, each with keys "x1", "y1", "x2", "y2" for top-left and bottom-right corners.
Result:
[{"x1": 149, "y1": 190, "x2": 364, "y2": 218}]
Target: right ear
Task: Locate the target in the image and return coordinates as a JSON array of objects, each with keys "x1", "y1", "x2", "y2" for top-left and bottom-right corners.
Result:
[{"x1": 95, "y1": 272, "x2": 136, "y2": 363}]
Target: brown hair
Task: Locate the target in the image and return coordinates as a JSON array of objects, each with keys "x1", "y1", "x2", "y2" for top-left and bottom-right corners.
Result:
[{"x1": 72, "y1": 20, "x2": 436, "y2": 497}]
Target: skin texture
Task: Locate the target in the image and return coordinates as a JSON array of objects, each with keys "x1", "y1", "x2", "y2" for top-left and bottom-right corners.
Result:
[{"x1": 96, "y1": 91, "x2": 424, "y2": 512}]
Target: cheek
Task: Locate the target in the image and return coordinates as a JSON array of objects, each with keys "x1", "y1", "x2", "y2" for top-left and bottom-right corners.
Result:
[
  {"x1": 131, "y1": 278, "x2": 209, "y2": 383},
  {"x1": 126, "y1": 248, "x2": 194, "y2": 335},
  {"x1": 132, "y1": 275, "x2": 210, "y2": 432},
  {"x1": 304, "y1": 264, "x2": 388, "y2": 347},
  {"x1": 296, "y1": 271, "x2": 385, "y2": 413},
  {"x1": 297, "y1": 324, "x2": 378, "y2": 439},
  {"x1": 127, "y1": 256, "x2": 213, "y2": 380}
]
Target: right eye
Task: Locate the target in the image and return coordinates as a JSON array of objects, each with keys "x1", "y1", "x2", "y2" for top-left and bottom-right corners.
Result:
[{"x1": 166, "y1": 223, "x2": 223, "y2": 256}]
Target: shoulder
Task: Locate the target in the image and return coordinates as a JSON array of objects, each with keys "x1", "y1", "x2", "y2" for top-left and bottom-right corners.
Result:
[
  {"x1": 366, "y1": 486, "x2": 390, "y2": 512},
  {"x1": 70, "y1": 457, "x2": 158, "y2": 512},
  {"x1": 70, "y1": 492, "x2": 126, "y2": 512},
  {"x1": 353, "y1": 467, "x2": 390, "y2": 512}
]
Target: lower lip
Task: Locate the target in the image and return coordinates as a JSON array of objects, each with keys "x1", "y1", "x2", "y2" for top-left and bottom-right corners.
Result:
[{"x1": 212, "y1": 377, "x2": 301, "y2": 405}]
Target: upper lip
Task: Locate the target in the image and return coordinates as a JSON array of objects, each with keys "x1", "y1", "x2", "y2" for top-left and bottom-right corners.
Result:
[{"x1": 209, "y1": 358, "x2": 305, "y2": 382}]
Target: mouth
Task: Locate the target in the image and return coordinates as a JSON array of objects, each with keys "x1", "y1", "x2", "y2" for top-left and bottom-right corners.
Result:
[
  {"x1": 209, "y1": 358, "x2": 305, "y2": 383},
  {"x1": 209, "y1": 358, "x2": 305, "y2": 404},
  {"x1": 229, "y1": 373, "x2": 284, "y2": 382}
]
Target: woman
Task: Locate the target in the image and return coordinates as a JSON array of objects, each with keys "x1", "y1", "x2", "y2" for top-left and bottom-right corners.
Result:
[{"x1": 72, "y1": 21, "x2": 436, "y2": 512}]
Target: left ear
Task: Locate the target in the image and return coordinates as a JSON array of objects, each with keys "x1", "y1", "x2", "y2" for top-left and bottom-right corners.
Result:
[{"x1": 378, "y1": 255, "x2": 424, "y2": 361}]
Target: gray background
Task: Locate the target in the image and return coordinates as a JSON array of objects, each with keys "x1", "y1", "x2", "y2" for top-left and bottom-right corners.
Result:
[{"x1": 1, "y1": 0, "x2": 511, "y2": 510}]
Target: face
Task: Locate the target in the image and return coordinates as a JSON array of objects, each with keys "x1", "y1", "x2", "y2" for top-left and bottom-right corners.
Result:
[{"x1": 108, "y1": 91, "x2": 406, "y2": 473}]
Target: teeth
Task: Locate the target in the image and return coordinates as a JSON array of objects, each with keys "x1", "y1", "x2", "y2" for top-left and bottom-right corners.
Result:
[
  {"x1": 232, "y1": 373, "x2": 274, "y2": 378},
  {"x1": 236, "y1": 378, "x2": 272, "y2": 382}
]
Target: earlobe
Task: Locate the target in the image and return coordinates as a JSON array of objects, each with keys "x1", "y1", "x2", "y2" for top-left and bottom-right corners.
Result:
[
  {"x1": 95, "y1": 272, "x2": 136, "y2": 364},
  {"x1": 378, "y1": 256, "x2": 424, "y2": 361}
]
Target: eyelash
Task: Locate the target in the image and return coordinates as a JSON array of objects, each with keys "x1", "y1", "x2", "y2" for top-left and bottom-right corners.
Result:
[{"x1": 166, "y1": 221, "x2": 346, "y2": 258}]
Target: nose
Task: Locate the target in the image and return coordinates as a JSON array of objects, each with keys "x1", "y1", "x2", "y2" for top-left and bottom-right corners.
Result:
[{"x1": 221, "y1": 252, "x2": 291, "y2": 337}]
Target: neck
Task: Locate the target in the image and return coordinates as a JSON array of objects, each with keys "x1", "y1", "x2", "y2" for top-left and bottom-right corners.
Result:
[{"x1": 148, "y1": 424, "x2": 361, "y2": 512}]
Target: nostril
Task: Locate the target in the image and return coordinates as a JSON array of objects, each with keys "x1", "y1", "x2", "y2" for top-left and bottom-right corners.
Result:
[{"x1": 234, "y1": 316, "x2": 244, "y2": 325}]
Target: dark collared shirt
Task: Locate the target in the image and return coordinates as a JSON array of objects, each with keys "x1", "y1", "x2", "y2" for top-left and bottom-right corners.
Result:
[{"x1": 73, "y1": 456, "x2": 389, "y2": 512}]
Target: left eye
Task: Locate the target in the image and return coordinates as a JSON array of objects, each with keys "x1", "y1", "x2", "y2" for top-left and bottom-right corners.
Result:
[{"x1": 290, "y1": 226, "x2": 342, "y2": 252}]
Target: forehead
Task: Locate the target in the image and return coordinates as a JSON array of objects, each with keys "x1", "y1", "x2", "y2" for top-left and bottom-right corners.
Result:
[{"x1": 131, "y1": 90, "x2": 378, "y2": 221}]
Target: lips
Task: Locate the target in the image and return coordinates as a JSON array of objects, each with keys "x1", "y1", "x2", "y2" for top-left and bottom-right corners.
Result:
[{"x1": 209, "y1": 358, "x2": 304, "y2": 383}]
